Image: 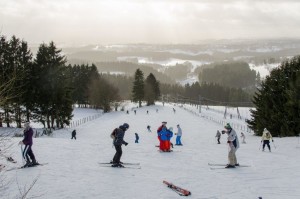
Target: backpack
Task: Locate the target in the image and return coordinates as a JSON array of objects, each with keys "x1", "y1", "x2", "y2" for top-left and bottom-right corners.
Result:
[{"x1": 110, "y1": 128, "x2": 118, "y2": 140}]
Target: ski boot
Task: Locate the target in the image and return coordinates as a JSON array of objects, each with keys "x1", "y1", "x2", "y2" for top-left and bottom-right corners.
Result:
[
  {"x1": 31, "y1": 159, "x2": 39, "y2": 166},
  {"x1": 111, "y1": 163, "x2": 124, "y2": 168},
  {"x1": 22, "y1": 161, "x2": 32, "y2": 168},
  {"x1": 225, "y1": 164, "x2": 236, "y2": 168}
]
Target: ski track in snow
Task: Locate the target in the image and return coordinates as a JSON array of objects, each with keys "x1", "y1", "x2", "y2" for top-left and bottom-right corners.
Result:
[{"x1": 1, "y1": 102, "x2": 300, "y2": 199}]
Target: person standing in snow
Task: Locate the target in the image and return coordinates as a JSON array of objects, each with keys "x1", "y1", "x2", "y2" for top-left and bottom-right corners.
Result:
[
  {"x1": 71, "y1": 129, "x2": 76, "y2": 140},
  {"x1": 19, "y1": 122, "x2": 38, "y2": 167},
  {"x1": 111, "y1": 123, "x2": 129, "y2": 167},
  {"x1": 147, "y1": 125, "x2": 151, "y2": 132},
  {"x1": 215, "y1": 130, "x2": 221, "y2": 144},
  {"x1": 222, "y1": 123, "x2": 239, "y2": 168},
  {"x1": 157, "y1": 122, "x2": 167, "y2": 151},
  {"x1": 175, "y1": 124, "x2": 183, "y2": 146},
  {"x1": 261, "y1": 128, "x2": 273, "y2": 152},
  {"x1": 135, "y1": 133, "x2": 139, "y2": 143},
  {"x1": 240, "y1": 132, "x2": 246, "y2": 144},
  {"x1": 167, "y1": 127, "x2": 174, "y2": 150}
]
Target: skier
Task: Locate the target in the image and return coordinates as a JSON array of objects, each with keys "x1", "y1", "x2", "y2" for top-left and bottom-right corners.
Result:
[
  {"x1": 71, "y1": 129, "x2": 76, "y2": 140},
  {"x1": 215, "y1": 130, "x2": 221, "y2": 144},
  {"x1": 134, "y1": 110, "x2": 136, "y2": 115},
  {"x1": 147, "y1": 125, "x2": 151, "y2": 132},
  {"x1": 222, "y1": 123, "x2": 239, "y2": 168},
  {"x1": 158, "y1": 126, "x2": 169, "y2": 152},
  {"x1": 175, "y1": 124, "x2": 183, "y2": 146},
  {"x1": 240, "y1": 132, "x2": 246, "y2": 144},
  {"x1": 19, "y1": 122, "x2": 38, "y2": 167},
  {"x1": 111, "y1": 123, "x2": 129, "y2": 167},
  {"x1": 173, "y1": 108, "x2": 176, "y2": 113},
  {"x1": 261, "y1": 128, "x2": 273, "y2": 152},
  {"x1": 157, "y1": 122, "x2": 167, "y2": 151},
  {"x1": 135, "y1": 133, "x2": 139, "y2": 143}
]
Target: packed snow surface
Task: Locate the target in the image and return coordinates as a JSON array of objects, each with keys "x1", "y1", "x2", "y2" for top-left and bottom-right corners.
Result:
[{"x1": 1, "y1": 102, "x2": 299, "y2": 199}]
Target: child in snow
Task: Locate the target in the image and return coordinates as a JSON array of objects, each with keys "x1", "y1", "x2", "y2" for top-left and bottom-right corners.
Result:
[
  {"x1": 167, "y1": 127, "x2": 174, "y2": 150},
  {"x1": 147, "y1": 125, "x2": 151, "y2": 132},
  {"x1": 135, "y1": 133, "x2": 139, "y2": 143},
  {"x1": 71, "y1": 129, "x2": 76, "y2": 140},
  {"x1": 261, "y1": 128, "x2": 273, "y2": 152}
]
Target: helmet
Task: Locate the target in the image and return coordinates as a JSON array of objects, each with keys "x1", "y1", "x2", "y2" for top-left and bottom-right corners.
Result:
[{"x1": 123, "y1": 123, "x2": 129, "y2": 129}]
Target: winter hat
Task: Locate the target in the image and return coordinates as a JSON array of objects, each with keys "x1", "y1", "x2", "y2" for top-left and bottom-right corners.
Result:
[
  {"x1": 122, "y1": 123, "x2": 129, "y2": 129},
  {"x1": 263, "y1": 128, "x2": 269, "y2": 134},
  {"x1": 224, "y1": 123, "x2": 232, "y2": 129},
  {"x1": 162, "y1": 121, "x2": 167, "y2": 124},
  {"x1": 24, "y1": 122, "x2": 30, "y2": 128}
]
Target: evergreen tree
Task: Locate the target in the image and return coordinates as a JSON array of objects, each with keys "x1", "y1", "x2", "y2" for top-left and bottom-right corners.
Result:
[
  {"x1": 34, "y1": 41, "x2": 73, "y2": 128},
  {"x1": 132, "y1": 69, "x2": 144, "y2": 107},
  {"x1": 247, "y1": 55, "x2": 300, "y2": 137},
  {"x1": 144, "y1": 73, "x2": 160, "y2": 105}
]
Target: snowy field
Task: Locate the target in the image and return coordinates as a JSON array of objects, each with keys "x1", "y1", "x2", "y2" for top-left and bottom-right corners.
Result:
[{"x1": 1, "y1": 102, "x2": 300, "y2": 199}]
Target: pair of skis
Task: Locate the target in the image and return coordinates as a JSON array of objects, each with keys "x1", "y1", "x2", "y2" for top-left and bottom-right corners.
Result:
[
  {"x1": 99, "y1": 162, "x2": 141, "y2": 169},
  {"x1": 208, "y1": 163, "x2": 251, "y2": 170},
  {"x1": 6, "y1": 163, "x2": 49, "y2": 171},
  {"x1": 163, "y1": 180, "x2": 191, "y2": 196}
]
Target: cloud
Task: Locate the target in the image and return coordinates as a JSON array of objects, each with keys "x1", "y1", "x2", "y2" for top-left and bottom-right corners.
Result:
[{"x1": 1, "y1": 0, "x2": 300, "y2": 44}]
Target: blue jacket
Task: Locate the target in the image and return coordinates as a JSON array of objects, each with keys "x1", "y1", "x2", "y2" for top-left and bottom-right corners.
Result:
[{"x1": 158, "y1": 128, "x2": 173, "y2": 141}]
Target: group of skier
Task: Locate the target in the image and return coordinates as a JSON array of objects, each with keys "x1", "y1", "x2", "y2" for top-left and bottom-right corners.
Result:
[
  {"x1": 218, "y1": 123, "x2": 275, "y2": 168},
  {"x1": 156, "y1": 122, "x2": 183, "y2": 152}
]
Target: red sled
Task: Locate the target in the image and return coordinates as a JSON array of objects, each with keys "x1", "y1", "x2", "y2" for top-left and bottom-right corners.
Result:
[{"x1": 163, "y1": 180, "x2": 191, "y2": 196}]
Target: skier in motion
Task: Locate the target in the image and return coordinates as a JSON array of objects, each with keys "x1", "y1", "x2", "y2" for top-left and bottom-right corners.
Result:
[
  {"x1": 19, "y1": 122, "x2": 38, "y2": 167},
  {"x1": 111, "y1": 123, "x2": 129, "y2": 167},
  {"x1": 261, "y1": 128, "x2": 273, "y2": 152}
]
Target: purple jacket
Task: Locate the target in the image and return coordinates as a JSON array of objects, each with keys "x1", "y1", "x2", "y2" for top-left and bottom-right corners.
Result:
[{"x1": 23, "y1": 128, "x2": 33, "y2": 145}]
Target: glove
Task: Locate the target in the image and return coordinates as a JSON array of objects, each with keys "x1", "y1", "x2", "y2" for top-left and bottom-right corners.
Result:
[
  {"x1": 125, "y1": 142, "x2": 128, "y2": 146},
  {"x1": 227, "y1": 141, "x2": 231, "y2": 143},
  {"x1": 272, "y1": 140, "x2": 274, "y2": 142}
]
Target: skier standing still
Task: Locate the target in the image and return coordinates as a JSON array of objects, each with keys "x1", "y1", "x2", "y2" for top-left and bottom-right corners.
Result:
[
  {"x1": 222, "y1": 123, "x2": 239, "y2": 168},
  {"x1": 111, "y1": 123, "x2": 129, "y2": 167},
  {"x1": 19, "y1": 122, "x2": 38, "y2": 167}
]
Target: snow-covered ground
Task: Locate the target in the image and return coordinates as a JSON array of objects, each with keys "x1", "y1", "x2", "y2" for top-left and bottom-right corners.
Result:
[{"x1": 1, "y1": 102, "x2": 300, "y2": 199}]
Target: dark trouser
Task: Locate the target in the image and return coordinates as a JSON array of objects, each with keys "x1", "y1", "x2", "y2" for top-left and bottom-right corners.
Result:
[
  {"x1": 217, "y1": 137, "x2": 220, "y2": 144},
  {"x1": 23, "y1": 145, "x2": 36, "y2": 162},
  {"x1": 263, "y1": 140, "x2": 271, "y2": 150},
  {"x1": 71, "y1": 135, "x2": 76, "y2": 139},
  {"x1": 113, "y1": 145, "x2": 122, "y2": 163}
]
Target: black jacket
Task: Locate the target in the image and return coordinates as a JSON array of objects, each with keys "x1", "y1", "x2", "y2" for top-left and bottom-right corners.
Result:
[{"x1": 113, "y1": 127, "x2": 127, "y2": 146}]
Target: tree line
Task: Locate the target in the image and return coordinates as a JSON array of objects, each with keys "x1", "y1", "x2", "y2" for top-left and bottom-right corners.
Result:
[{"x1": 0, "y1": 35, "x2": 119, "y2": 128}]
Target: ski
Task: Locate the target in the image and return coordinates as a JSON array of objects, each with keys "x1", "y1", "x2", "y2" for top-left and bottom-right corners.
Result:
[
  {"x1": 99, "y1": 165, "x2": 141, "y2": 169},
  {"x1": 99, "y1": 162, "x2": 140, "y2": 165},
  {"x1": 158, "y1": 150, "x2": 181, "y2": 153},
  {"x1": 208, "y1": 163, "x2": 251, "y2": 167},
  {"x1": 163, "y1": 180, "x2": 191, "y2": 196},
  {"x1": 6, "y1": 163, "x2": 49, "y2": 171}
]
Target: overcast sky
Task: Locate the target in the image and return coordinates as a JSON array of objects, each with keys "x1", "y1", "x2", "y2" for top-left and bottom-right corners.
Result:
[{"x1": 1, "y1": 0, "x2": 300, "y2": 45}]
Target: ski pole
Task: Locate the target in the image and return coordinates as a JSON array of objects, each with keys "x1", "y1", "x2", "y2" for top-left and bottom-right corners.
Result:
[
  {"x1": 21, "y1": 145, "x2": 25, "y2": 165},
  {"x1": 272, "y1": 141, "x2": 277, "y2": 149},
  {"x1": 259, "y1": 141, "x2": 262, "y2": 151}
]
